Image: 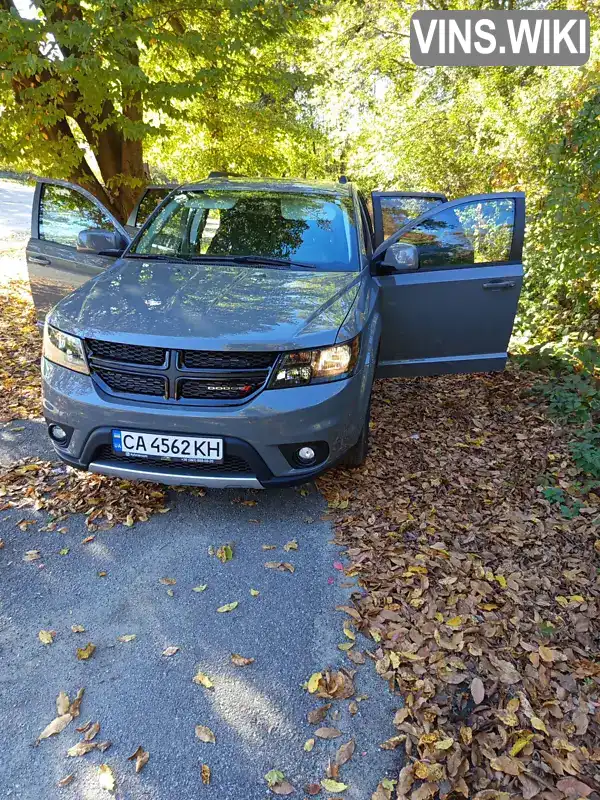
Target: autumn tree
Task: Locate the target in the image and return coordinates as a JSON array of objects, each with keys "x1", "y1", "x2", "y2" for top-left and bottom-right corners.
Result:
[{"x1": 0, "y1": 0, "x2": 323, "y2": 220}]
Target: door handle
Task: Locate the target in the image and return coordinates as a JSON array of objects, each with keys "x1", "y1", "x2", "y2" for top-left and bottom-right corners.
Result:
[
  {"x1": 29, "y1": 256, "x2": 50, "y2": 266},
  {"x1": 483, "y1": 280, "x2": 515, "y2": 290}
]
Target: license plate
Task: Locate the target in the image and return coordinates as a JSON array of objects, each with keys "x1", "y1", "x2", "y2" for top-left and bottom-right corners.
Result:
[{"x1": 112, "y1": 430, "x2": 223, "y2": 463}]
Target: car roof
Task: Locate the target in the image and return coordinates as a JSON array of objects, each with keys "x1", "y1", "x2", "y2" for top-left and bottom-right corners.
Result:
[{"x1": 177, "y1": 176, "x2": 353, "y2": 197}]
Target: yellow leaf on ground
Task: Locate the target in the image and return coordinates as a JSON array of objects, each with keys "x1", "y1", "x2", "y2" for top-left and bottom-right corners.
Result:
[
  {"x1": 161, "y1": 646, "x2": 179, "y2": 657},
  {"x1": 193, "y1": 670, "x2": 214, "y2": 689},
  {"x1": 307, "y1": 672, "x2": 322, "y2": 693},
  {"x1": 117, "y1": 634, "x2": 136, "y2": 643},
  {"x1": 217, "y1": 601, "x2": 238, "y2": 612},
  {"x1": 98, "y1": 764, "x2": 115, "y2": 792},
  {"x1": 201, "y1": 764, "x2": 211, "y2": 784},
  {"x1": 321, "y1": 778, "x2": 348, "y2": 792},
  {"x1": 38, "y1": 629, "x2": 55, "y2": 645},
  {"x1": 531, "y1": 716, "x2": 549, "y2": 734},
  {"x1": 76, "y1": 643, "x2": 96, "y2": 660},
  {"x1": 37, "y1": 713, "x2": 73, "y2": 743},
  {"x1": 304, "y1": 738, "x2": 315, "y2": 751}
]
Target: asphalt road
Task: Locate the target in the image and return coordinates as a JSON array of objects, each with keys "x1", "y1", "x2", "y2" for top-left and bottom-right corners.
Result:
[{"x1": 0, "y1": 174, "x2": 401, "y2": 798}]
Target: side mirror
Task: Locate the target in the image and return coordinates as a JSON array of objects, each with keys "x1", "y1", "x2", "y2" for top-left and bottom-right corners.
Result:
[
  {"x1": 77, "y1": 228, "x2": 129, "y2": 256},
  {"x1": 382, "y1": 242, "x2": 419, "y2": 272}
]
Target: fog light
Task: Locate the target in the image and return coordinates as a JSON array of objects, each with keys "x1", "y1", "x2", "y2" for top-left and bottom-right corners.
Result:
[
  {"x1": 49, "y1": 424, "x2": 68, "y2": 442},
  {"x1": 297, "y1": 446, "x2": 316, "y2": 463}
]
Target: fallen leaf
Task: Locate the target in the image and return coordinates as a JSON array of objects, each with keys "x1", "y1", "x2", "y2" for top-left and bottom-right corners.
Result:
[
  {"x1": 216, "y1": 544, "x2": 233, "y2": 563},
  {"x1": 159, "y1": 577, "x2": 176, "y2": 585},
  {"x1": 96, "y1": 741, "x2": 112, "y2": 752},
  {"x1": 117, "y1": 634, "x2": 136, "y2": 643},
  {"x1": 315, "y1": 727, "x2": 342, "y2": 739},
  {"x1": 531, "y1": 715, "x2": 549, "y2": 734},
  {"x1": 195, "y1": 725, "x2": 216, "y2": 744},
  {"x1": 304, "y1": 738, "x2": 316, "y2": 752},
  {"x1": 250, "y1": 588, "x2": 260, "y2": 596},
  {"x1": 71, "y1": 624, "x2": 85, "y2": 633},
  {"x1": 231, "y1": 653, "x2": 254, "y2": 666},
  {"x1": 262, "y1": 544, "x2": 277, "y2": 550},
  {"x1": 283, "y1": 539, "x2": 298, "y2": 551},
  {"x1": 59, "y1": 547, "x2": 69, "y2": 556},
  {"x1": 98, "y1": 764, "x2": 115, "y2": 792},
  {"x1": 77, "y1": 643, "x2": 96, "y2": 660},
  {"x1": 265, "y1": 561, "x2": 295, "y2": 573},
  {"x1": 57, "y1": 775, "x2": 74, "y2": 788},
  {"x1": 556, "y1": 778, "x2": 593, "y2": 797},
  {"x1": 127, "y1": 745, "x2": 149, "y2": 773},
  {"x1": 335, "y1": 739, "x2": 355, "y2": 766},
  {"x1": 67, "y1": 740, "x2": 97, "y2": 757},
  {"x1": 193, "y1": 670, "x2": 214, "y2": 689},
  {"x1": 321, "y1": 778, "x2": 348, "y2": 792},
  {"x1": 38, "y1": 629, "x2": 55, "y2": 645},
  {"x1": 37, "y1": 713, "x2": 72, "y2": 743},
  {"x1": 470, "y1": 676, "x2": 485, "y2": 705},
  {"x1": 161, "y1": 646, "x2": 179, "y2": 657},
  {"x1": 265, "y1": 769, "x2": 286, "y2": 787},
  {"x1": 192, "y1": 584, "x2": 208, "y2": 592},
  {"x1": 271, "y1": 781, "x2": 295, "y2": 795},
  {"x1": 83, "y1": 722, "x2": 100, "y2": 742},
  {"x1": 490, "y1": 755, "x2": 522, "y2": 776},
  {"x1": 308, "y1": 704, "x2": 331, "y2": 724},
  {"x1": 217, "y1": 601, "x2": 239, "y2": 612},
  {"x1": 201, "y1": 764, "x2": 211, "y2": 784},
  {"x1": 56, "y1": 692, "x2": 70, "y2": 716},
  {"x1": 69, "y1": 688, "x2": 85, "y2": 717},
  {"x1": 81, "y1": 535, "x2": 95, "y2": 544},
  {"x1": 305, "y1": 782, "x2": 321, "y2": 795}
]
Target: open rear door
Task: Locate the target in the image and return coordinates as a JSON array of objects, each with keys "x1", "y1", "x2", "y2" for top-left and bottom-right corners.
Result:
[
  {"x1": 26, "y1": 179, "x2": 130, "y2": 322},
  {"x1": 374, "y1": 192, "x2": 525, "y2": 378}
]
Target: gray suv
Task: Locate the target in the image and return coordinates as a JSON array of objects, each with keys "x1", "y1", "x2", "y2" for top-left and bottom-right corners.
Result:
[{"x1": 27, "y1": 176, "x2": 524, "y2": 488}]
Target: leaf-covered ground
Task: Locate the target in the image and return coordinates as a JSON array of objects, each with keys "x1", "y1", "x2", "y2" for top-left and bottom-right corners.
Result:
[
  {"x1": 318, "y1": 371, "x2": 600, "y2": 800},
  {"x1": 0, "y1": 280, "x2": 42, "y2": 421}
]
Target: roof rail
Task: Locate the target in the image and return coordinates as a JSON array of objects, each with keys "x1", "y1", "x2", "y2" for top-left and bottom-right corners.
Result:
[{"x1": 207, "y1": 171, "x2": 245, "y2": 179}]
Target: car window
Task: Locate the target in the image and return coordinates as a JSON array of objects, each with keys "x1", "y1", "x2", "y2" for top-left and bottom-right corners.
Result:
[
  {"x1": 379, "y1": 196, "x2": 445, "y2": 239},
  {"x1": 135, "y1": 188, "x2": 171, "y2": 226},
  {"x1": 39, "y1": 184, "x2": 116, "y2": 248},
  {"x1": 132, "y1": 189, "x2": 360, "y2": 271},
  {"x1": 398, "y1": 198, "x2": 515, "y2": 268}
]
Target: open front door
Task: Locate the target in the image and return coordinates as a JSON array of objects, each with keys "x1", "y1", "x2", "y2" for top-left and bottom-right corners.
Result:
[
  {"x1": 374, "y1": 192, "x2": 525, "y2": 378},
  {"x1": 26, "y1": 179, "x2": 131, "y2": 322},
  {"x1": 371, "y1": 190, "x2": 447, "y2": 248}
]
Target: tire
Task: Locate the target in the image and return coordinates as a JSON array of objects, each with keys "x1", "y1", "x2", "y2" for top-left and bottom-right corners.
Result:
[{"x1": 340, "y1": 397, "x2": 371, "y2": 468}]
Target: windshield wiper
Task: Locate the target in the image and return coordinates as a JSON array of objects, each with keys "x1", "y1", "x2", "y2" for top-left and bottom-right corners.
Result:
[
  {"x1": 223, "y1": 255, "x2": 316, "y2": 270},
  {"x1": 125, "y1": 252, "x2": 193, "y2": 264}
]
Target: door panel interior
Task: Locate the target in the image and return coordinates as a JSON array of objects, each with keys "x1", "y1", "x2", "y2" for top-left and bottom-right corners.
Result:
[
  {"x1": 26, "y1": 180, "x2": 129, "y2": 322},
  {"x1": 375, "y1": 193, "x2": 525, "y2": 378}
]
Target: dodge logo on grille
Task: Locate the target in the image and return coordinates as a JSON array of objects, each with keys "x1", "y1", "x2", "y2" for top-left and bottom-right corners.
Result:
[{"x1": 207, "y1": 384, "x2": 252, "y2": 393}]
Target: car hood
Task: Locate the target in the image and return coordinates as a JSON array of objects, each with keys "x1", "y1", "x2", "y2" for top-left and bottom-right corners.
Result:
[{"x1": 49, "y1": 259, "x2": 363, "y2": 351}]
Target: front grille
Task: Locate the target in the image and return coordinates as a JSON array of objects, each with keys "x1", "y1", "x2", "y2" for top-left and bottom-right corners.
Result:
[
  {"x1": 87, "y1": 338, "x2": 275, "y2": 405},
  {"x1": 86, "y1": 339, "x2": 166, "y2": 366},
  {"x1": 96, "y1": 369, "x2": 166, "y2": 397},
  {"x1": 93, "y1": 445, "x2": 253, "y2": 474},
  {"x1": 182, "y1": 350, "x2": 276, "y2": 370},
  {"x1": 178, "y1": 378, "x2": 263, "y2": 400}
]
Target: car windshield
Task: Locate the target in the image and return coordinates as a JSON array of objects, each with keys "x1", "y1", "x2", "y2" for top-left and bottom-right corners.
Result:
[{"x1": 130, "y1": 188, "x2": 360, "y2": 272}]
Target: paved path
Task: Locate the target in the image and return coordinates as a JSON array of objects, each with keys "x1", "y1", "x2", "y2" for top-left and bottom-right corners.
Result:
[{"x1": 0, "y1": 420, "x2": 400, "y2": 798}]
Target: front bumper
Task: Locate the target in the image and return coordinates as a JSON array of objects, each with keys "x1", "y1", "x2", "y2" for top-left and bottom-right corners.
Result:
[{"x1": 42, "y1": 358, "x2": 372, "y2": 488}]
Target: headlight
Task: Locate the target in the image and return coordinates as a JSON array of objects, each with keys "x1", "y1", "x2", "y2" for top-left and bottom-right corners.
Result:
[
  {"x1": 268, "y1": 337, "x2": 360, "y2": 389},
  {"x1": 43, "y1": 323, "x2": 89, "y2": 375}
]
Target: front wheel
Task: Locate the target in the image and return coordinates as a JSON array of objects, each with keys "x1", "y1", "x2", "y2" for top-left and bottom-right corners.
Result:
[{"x1": 339, "y1": 398, "x2": 371, "y2": 468}]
